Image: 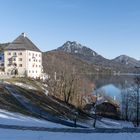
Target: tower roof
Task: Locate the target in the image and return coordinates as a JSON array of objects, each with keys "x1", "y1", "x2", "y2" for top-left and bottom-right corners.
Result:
[{"x1": 4, "y1": 33, "x2": 41, "y2": 52}]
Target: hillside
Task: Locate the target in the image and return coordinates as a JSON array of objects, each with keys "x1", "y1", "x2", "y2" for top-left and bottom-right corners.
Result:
[
  {"x1": 0, "y1": 43, "x2": 10, "y2": 51},
  {"x1": 0, "y1": 109, "x2": 66, "y2": 128},
  {"x1": 0, "y1": 78, "x2": 133, "y2": 129},
  {"x1": 57, "y1": 41, "x2": 110, "y2": 66},
  {"x1": 57, "y1": 41, "x2": 140, "y2": 73},
  {"x1": 0, "y1": 78, "x2": 92, "y2": 127},
  {"x1": 113, "y1": 55, "x2": 140, "y2": 67},
  {"x1": 42, "y1": 50, "x2": 112, "y2": 75}
]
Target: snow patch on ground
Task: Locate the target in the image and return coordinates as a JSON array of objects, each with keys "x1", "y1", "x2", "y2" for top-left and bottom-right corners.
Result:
[
  {"x1": 0, "y1": 110, "x2": 138, "y2": 140},
  {"x1": 0, "y1": 109, "x2": 67, "y2": 128},
  {"x1": 13, "y1": 82, "x2": 37, "y2": 90},
  {"x1": 96, "y1": 118, "x2": 134, "y2": 128},
  {"x1": 44, "y1": 90, "x2": 48, "y2": 96},
  {"x1": 0, "y1": 129, "x2": 140, "y2": 140},
  {"x1": 84, "y1": 117, "x2": 134, "y2": 128}
]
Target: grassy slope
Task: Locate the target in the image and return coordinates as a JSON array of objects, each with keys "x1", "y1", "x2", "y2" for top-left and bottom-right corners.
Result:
[{"x1": 0, "y1": 78, "x2": 91, "y2": 123}]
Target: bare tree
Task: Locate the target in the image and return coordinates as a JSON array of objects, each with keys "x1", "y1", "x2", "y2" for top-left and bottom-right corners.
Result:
[
  {"x1": 93, "y1": 94, "x2": 97, "y2": 127},
  {"x1": 45, "y1": 56, "x2": 92, "y2": 108},
  {"x1": 134, "y1": 76, "x2": 140, "y2": 126},
  {"x1": 121, "y1": 89, "x2": 130, "y2": 121},
  {"x1": 121, "y1": 76, "x2": 140, "y2": 126}
]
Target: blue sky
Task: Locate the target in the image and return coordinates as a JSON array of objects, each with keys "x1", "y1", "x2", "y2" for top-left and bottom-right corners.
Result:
[{"x1": 0, "y1": 0, "x2": 140, "y2": 59}]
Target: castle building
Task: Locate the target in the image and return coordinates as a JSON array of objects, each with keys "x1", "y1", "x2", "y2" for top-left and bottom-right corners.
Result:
[{"x1": 4, "y1": 33, "x2": 42, "y2": 78}]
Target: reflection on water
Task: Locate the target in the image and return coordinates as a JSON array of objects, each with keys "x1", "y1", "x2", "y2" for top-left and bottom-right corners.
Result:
[
  {"x1": 90, "y1": 74, "x2": 140, "y2": 123},
  {"x1": 91, "y1": 75, "x2": 135, "y2": 101},
  {"x1": 98, "y1": 84, "x2": 121, "y2": 101}
]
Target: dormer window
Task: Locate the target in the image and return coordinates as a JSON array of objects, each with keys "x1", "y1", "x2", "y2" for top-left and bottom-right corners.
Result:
[{"x1": 21, "y1": 32, "x2": 26, "y2": 37}]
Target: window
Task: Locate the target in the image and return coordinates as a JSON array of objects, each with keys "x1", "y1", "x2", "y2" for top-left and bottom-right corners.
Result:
[
  {"x1": 36, "y1": 71, "x2": 37, "y2": 73},
  {"x1": 19, "y1": 52, "x2": 22, "y2": 55},
  {"x1": 36, "y1": 54, "x2": 37, "y2": 57},
  {"x1": 29, "y1": 70, "x2": 30, "y2": 73},
  {"x1": 39, "y1": 60, "x2": 41, "y2": 62},
  {"x1": 39, "y1": 54, "x2": 41, "y2": 57},
  {"x1": 29, "y1": 53, "x2": 31, "y2": 56},
  {"x1": 14, "y1": 63, "x2": 17, "y2": 66},
  {"x1": 19, "y1": 64, "x2": 22, "y2": 67},
  {"x1": 13, "y1": 58, "x2": 16, "y2": 61},
  {"x1": 36, "y1": 65, "x2": 38, "y2": 67},
  {"x1": 13, "y1": 52, "x2": 17, "y2": 56},
  {"x1": 29, "y1": 59, "x2": 31, "y2": 61},
  {"x1": 8, "y1": 52, "x2": 11, "y2": 55},
  {"x1": 32, "y1": 65, "x2": 34, "y2": 67},
  {"x1": 32, "y1": 70, "x2": 34, "y2": 73},
  {"x1": 19, "y1": 58, "x2": 22, "y2": 61}
]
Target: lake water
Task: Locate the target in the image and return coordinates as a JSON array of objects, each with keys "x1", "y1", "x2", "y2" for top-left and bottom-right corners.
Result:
[
  {"x1": 91, "y1": 75, "x2": 137, "y2": 101},
  {"x1": 91, "y1": 74, "x2": 140, "y2": 121}
]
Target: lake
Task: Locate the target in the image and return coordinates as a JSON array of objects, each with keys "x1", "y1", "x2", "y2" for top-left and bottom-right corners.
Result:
[{"x1": 91, "y1": 74, "x2": 140, "y2": 121}]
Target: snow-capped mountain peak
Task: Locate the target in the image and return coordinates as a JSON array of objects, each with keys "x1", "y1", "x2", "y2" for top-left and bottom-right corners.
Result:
[{"x1": 57, "y1": 41, "x2": 98, "y2": 57}]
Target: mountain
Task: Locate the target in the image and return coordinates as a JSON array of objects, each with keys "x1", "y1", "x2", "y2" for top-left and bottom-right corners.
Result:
[
  {"x1": 113, "y1": 55, "x2": 140, "y2": 67},
  {"x1": 57, "y1": 41, "x2": 111, "y2": 66},
  {"x1": 1, "y1": 41, "x2": 140, "y2": 73},
  {"x1": 56, "y1": 41, "x2": 140, "y2": 72},
  {"x1": 42, "y1": 51, "x2": 111, "y2": 75},
  {"x1": 57, "y1": 41, "x2": 98, "y2": 57}
]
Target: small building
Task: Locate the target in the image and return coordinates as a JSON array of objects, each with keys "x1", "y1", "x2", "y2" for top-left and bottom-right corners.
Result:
[
  {"x1": 4, "y1": 33, "x2": 43, "y2": 78},
  {"x1": 96, "y1": 101, "x2": 120, "y2": 119},
  {"x1": 84, "y1": 100, "x2": 120, "y2": 119}
]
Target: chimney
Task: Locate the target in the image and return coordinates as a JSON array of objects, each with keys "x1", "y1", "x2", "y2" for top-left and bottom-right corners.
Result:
[{"x1": 21, "y1": 32, "x2": 26, "y2": 37}]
